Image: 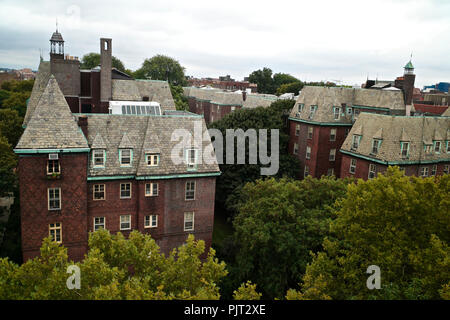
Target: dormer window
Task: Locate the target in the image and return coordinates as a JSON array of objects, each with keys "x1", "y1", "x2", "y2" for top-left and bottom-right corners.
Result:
[
  {"x1": 434, "y1": 141, "x2": 441, "y2": 154},
  {"x1": 93, "y1": 149, "x2": 106, "y2": 168},
  {"x1": 371, "y1": 139, "x2": 382, "y2": 155},
  {"x1": 146, "y1": 153, "x2": 160, "y2": 166},
  {"x1": 120, "y1": 149, "x2": 133, "y2": 166},
  {"x1": 352, "y1": 135, "x2": 362, "y2": 150},
  {"x1": 298, "y1": 103, "x2": 304, "y2": 113},
  {"x1": 308, "y1": 105, "x2": 317, "y2": 119},
  {"x1": 401, "y1": 142, "x2": 410, "y2": 158},
  {"x1": 186, "y1": 148, "x2": 198, "y2": 171},
  {"x1": 424, "y1": 144, "x2": 433, "y2": 154},
  {"x1": 333, "y1": 107, "x2": 340, "y2": 120}
]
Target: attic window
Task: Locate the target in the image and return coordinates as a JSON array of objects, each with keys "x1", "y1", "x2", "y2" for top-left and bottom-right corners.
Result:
[
  {"x1": 434, "y1": 141, "x2": 441, "y2": 154},
  {"x1": 401, "y1": 142, "x2": 410, "y2": 158},
  {"x1": 371, "y1": 139, "x2": 382, "y2": 155},
  {"x1": 93, "y1": 149, "x2": 105, "y2": 168},
  {"x1": 333, "y1": 107, "x2": 340, "y2": 120},
  {"x1": 308, "y1": 105, "x2": 317, "y2": 120},
  {"x1": 186, "y1": 148, "x2": 198, "y2": 171},
  {"x1": 352, "y1": 135, "x2": 362, "y2": 150},
  {"x1": 146, "y1": 153, "x2": 160, "y2": 166},
  {"x1": 120, "y1": 149, "x2": 133, "y2": 166},
  {"x1": 424, "y1": 144, "x2": 433, "y2": 154}
]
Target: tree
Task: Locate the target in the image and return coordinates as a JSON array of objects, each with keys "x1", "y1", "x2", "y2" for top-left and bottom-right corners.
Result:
[
  {"x1": 0, "y1": 109, "x2": 24, "y2": 147},
  {"x1": 229, "y1": 176, "x2": 350, "y2": 299},
  {"x1": 276, "y1": 81, "x2": 304, "y2": 96},
  {"x1": 134, "y1": 55, "x2": 186, "y2": 85},
  {"x1": 233, "y1": 281, "x2": 262, "y2": 300},
  {"x1": 273, "y1": 73, "x2": 299, "y2": 89},
  {"x1": 0, "y1": 136, "x2": 17, "y2": 197},
  {"x1": 248, "y1": 68, "x2": 275, "y2": 94},
  {"x1": 0, "y1": 90, "x2": 11, "y2": 107},
  {"x1": 208, "y1": 99, "x2": 300, "y2": 217},
  {"x1": 0, "y1": 230, "x2": 228, "y2": 299},
  {"x1": 2, "y1": 92, "x2": 29, "y2": 118},
  {"x1": 291, "y1": 167, "x2": 450, "y2": 300},
  {"x1": 170, "y1": 84, "x2": 189, "y2": 111},
  {"x1": 80, "y1": 53, "x2": 127, "y2": 73}
]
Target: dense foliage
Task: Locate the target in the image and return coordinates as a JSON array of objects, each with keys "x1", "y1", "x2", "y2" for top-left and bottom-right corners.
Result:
[
  {"x1": 134, "y1": 55, "x2": 187, "y2": 86},
  {"x1": 170, "y1": 84, "x2": 189, "y2": 111},
  {"x1": 80, "y1": 52, "x2": 127, "y2": 73}
]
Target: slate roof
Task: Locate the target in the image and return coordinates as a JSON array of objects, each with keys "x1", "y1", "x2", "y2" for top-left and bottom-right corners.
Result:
[
  {"x1": 23, "y1": 61, "x2": 51, "y2": 126},
  {"x1": 16, "y1": 76, "x2": 89, "y2": 150},
  {"x1": 82, "y1": 114, "x2": 220, "y2": 177},
  {"x1": 442, "y1": 107, "x2": 450, "y2": 117},
  {"x1": 340, "y1": 113, "x2": 450, "y2": 163},
  {"x1": 112, "y1": 79, "x2": 176, "y2": 111},
  {"x1": 289, "y1": 86, "x2": 406, "y2": 124}
]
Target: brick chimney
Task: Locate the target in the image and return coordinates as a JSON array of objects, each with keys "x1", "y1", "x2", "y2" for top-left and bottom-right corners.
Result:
[
  {"x1": 242, "y1": 90, "x2": 247, "y2": 101},
  {"x1": 100, "y1": 38, "x2": 112, "y2": 102},
  {"x1": 78, "y1": 115, "x2": 88, "y2": 139}
]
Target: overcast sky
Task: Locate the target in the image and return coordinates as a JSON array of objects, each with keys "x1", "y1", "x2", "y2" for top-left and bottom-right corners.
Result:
[{"x1": 1, "y1": 0, "x2": 449, "y2": 87}]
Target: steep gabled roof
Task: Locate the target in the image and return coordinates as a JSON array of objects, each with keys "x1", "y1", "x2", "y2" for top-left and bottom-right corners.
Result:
[
  {"x1": 23, "y1": 61, "x2": 51, "y2": 126},
  {"x1": 16, "y1": 76, "x2": 88, "y2": 150}
]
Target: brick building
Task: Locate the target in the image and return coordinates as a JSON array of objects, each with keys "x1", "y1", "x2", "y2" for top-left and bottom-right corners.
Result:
[
  {"x1": 187, "y1": 76, "x2": 258, "y2": 93},
  {"x1": 15, "y1": 74, "x2": 220, "y2": 262},
  {"x1": 340, "y1": 113, "x2": 450, "y2": 179},
  {"x1": 185, "y1": 86, "x2": 277, "y2": 124},
  {"x1": 288, "y1": 85, "x2": 406, "y2": 178}
]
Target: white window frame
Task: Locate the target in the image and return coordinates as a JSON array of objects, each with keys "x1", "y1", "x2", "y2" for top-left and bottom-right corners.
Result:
[
  {"x1": 349, "y1": 159, "x2": 357, "y2": 174},
  {"x1": 420, "y1": 166, "x2": 429, "y2": 177},
  {"x1": 293, "y1": 143, "x2": 299, "y2": 155},
  {"x1": 120, "y1": 183, "x2": 132, "y2": 199},
  {"x1": 304, "y1": 165, "x2": 310, "y2": 177},
  {"x1": 186, "y1": 148, "x2": 198, "y2": 170},
  {"x1": 144, "y1": 215, "x2": 158, "y2": 228},
  {"x1": 49, "y1": 223, "x2": 62, "y2": 243},
  {"x1": 333, "y1": 107, "x2": 340, "y2": 120},
  {"x1": 145, "y1": 182, "x2": 159, "y2": 197},
  {"x1": 93, "y1": 149, "x2": 106, "y2": 168},
  {"x1": 306, "y1": 146, "x2": 311, "y2": 160},
  {"x1": 307, "y1": 126, "x2": 313, "y2": 139},
  {"x1": 120, "y1": 215, "x2": 131, "y2": 230},
  {"x1": 368, "y1": 164, "x2": 376, "y2": 179},
  {"x1": 434, "y1": 141, "x2": 441, "y2": 154},
  {"x1": 329, "y1": 149, "x2": 336, "y2": 161},
  {"x1": 185, "y1": 181, "x2": 196, "y2": 201},
  {"x1": 120, "y1": 149, "x2": 132, "y2": 166},
  {"x1": 330, "y1": 128, "x2": 336, "y2": 142},
  {"x1": 295, "y1": 124, "x2": 300, "y2": 136},
  {"x1": 48, "y1": 187, "x2": 61, "y2": 210},
  {"x1": 94, "y1": 217, "x2": 105, "y2": 231},
  {"x1": 184, "y1": 212, "x2": 194, "y2": 231},
  {"x1": 352, "y1": 135, "x2": 361, "y2": 149},
  {"x1": 372, "y1": 139, "x2": 382, "y2": 154},
  {"x1": 93, "y1": 184, "x2": 105, "y2": 200},
  {"x1": 146, "y1": 154, "x2": 160, "y2": 167},
  {"x1": 47, "y1": 159, "x2": 60, "y2": 175},
  {"x1": 401, "y1": 142, "x2": 410, "y2": 158},
  {"x1": 431, "y1": 165, "x2": 437, "y2": 176}
]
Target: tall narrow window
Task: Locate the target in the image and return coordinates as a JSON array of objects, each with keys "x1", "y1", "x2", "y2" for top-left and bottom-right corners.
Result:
[
  {"x1": 120, "y1": 183, "x2": 131, "y2": 199},
  {"x1": 120, "y1": 215, "x2": 131, "y2": 230},
  {"x1": 434, "y1": 141, "x2": 441, "y2": 154},
  {"x1": 186, "y1": 148, "x2": 198, "y2": 170},
  {"x1": 47, "y1": 160, "x2": 60, "y2": 175},
  {"x1": 431, "y1": 165, "x2": 437, "y2": 176},
  {"x1": 304, "y1": 165, "x2": 310, "y2": 177},
  {"x1": 185, "y1": 181, "x2": 195, "y2": 200},
  {"x1": 145, "y1": 183, "x2": 158, "y2": 197},
  {"x1": 330, "y1": 128, "x2": 336, "y2": 142},
  {"x1": 401, "y1": 142, "x2": 410, "y2": 158},
  {"x1": 372, "y1": 139, "x2": 382, "y2": 155},
  {"x1": 349, "y1": 159, "x2": 357, "y2": 174},
  {"x1": 293, "y1": 143, "x2": 298, "y2": 155},
  {"x1": 306, "y1": 146, "x2": 311, "y2": 160},
  {"x1": 333, "y1": 107, "x2": 340, "y2": 120},
  {"x1": 94, "y1": 217, "x2": 105, "y2": 231},
  {"x1": 447, "y1": 141, "x2": 450, "y2": 153},
  {"x1": 93, "y1": 149, "x2": 105, "y2": 168},
  {"x1": 329, "y1": 149, "x2": 336, "y2": 161},
  {"x1": 120, "y1": 149, "x2": 132, "y2": 166},
  {"x1": 49, "y1": 223, "x2": 62, "y2": 243},
  {"x1": 307, "y1": 127, "x2": 313, "y2": 139},
  {"x1": 352, "y1": 135, "x2": 361, "y2": 150},
  {"x1": 444, "y1": 165, "x2": 449, "y2": 174},
  {"x1": 368, "y1": 164, "x2": 376, "y2": 179},
  {"x1": 48, "y1": 188, "x2": 61, "y2": 210},
  {"x1": 295, "y1": 124, "x2": 300, "y2": 136},
  {"x1": 184, "y1": 212, "x2": 194, "y2": 231},
  {"x1": 308, "y1": 105, "x2": 317, "y2": 119},
  {"x1": 93, "y1": 184, "x2": 105, "y2": 200}
]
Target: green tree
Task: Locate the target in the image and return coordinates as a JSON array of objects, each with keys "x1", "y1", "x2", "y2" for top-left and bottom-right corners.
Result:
[
  {"x1": 170, "y1": 84, "x2": 189, "y2": 111},
  {"x1": 80, "y1": 53, "x2": 127, "y2": 73},
  {"x1": 276, "y1": 81, "x2": 304, "y2": 96},
  {"x1": 2, "y1": 92, "x2": 29, "y2": 118},
  {"x1": 0, "y1": 109, "x2": 24, "y2": 147},
  {"x1": 0, "y1": 136, "x2": 17, "y2": 197},
  {"x1": 229, "y1": 176, "x2": 350, "y2": 299},
  {"x1": 0, "y1": 90, "x2": 11, "y2": 107},
  {"x1": 0, "y1": 230, "x2": 229, "y2": 299},
  {"x1": 134, "y1": 55, "x2": 186, "y2": 85},
  {"x1": 291, "y1": 167, "x2": 450, "y2": 300},
  {"x1": 208, "y1": 99, "x2": 300, "y2": 217},
  {"x1": 248, "y1": 68, "x2": 275, "y2": 94},
  {"x1": 273, "y1": 73, "x2": 299, "y2": 89},
  {"x1": 233, "y1": 281, "x2": 262, "y2": 300}
]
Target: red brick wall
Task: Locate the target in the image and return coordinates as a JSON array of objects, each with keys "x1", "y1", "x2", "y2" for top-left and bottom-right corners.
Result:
[{"x1": 19, "y1": 153, "x2": 89, "y2": 262}]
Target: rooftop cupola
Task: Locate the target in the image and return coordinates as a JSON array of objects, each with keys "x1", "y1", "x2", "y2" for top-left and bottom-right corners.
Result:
[
  {"x1": 50, "y1": 26, "x2": 64, "y2": 60},
  {"x1": 404, "y1": 60, "x2": 414, "y2": 75}
]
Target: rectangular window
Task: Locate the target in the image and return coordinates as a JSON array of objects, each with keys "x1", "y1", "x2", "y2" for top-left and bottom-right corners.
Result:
[
  {"x1": 347, "y1": 107, "x2": 353, "y2": 115},
  {"x1": 145, "y1": 183, "x2": 158, "y2": 197},
  {"x1": 308, "y1": 105, "x2": 317, "y2": 119},
  {"x1": 185, "y1": 181, "x2": 196, "y2": 200},
  {"x1": 305, "y1": 146, "x2": 311, "y2": 160},
  {"x1": 304, "y1": 165, "x2": 310, "y2": 177},
  {"x1": 120, "y1": 215, "x2": 131, "y2": 230},
  {"x1": 293, "y1": 143, "x2": 299, "y2": 155},
  {"x1": 329, "y1": 149, "x2": 336, "y2": 161},
  {"x1": 93, "y1": 149, "x2": 105, "y2": 167},
  {"x1": 349, "y1": 159, "x2": 357, "y2": 174},
  {"x1": 345, "y1": 128, "x2": 350, "y2": 137},
  {"x1": 120, "y1": 149, "x2": 132, "y2": 166},
  {"x1": 48, "y1": 188, "x2": 61, "y2": 210},
  {"x1": 186, "y1": 148, "x2": 198, "y2": 170},
  {"x1": 353, "y1": 109, "x2": 360, "y2": 120},
  {"x1": 47, "y1": 160, "x2": 60, "y2": 175},
  {"x1": 424, "y1": 145, "x2": 433, "y2": 154},
  {"x1": 401, "y1": 142, "x2": 410, "y2": 158},
  {"x1": 372, "y1": 139, "x2": 382, "y2": 155},
  {"x1": 327, "y1": 168, "x2": 334, "y2": 176},
  {"x1": 444, "y1": 165, "x2": 449, "y2": 174},
  {"x1": 368, "y1": 164, "x2": 376, "y2": 179},
  {"x1": 49, "y1": 223, "x2": 62, "y2": 243},
  {"x1": 144, "y1": 215, "x2": 158, "y2": 228},
  {"x1": 146, "y1": 154, "x2": 160, "y2": 166},
  {"x1": 431, "y1": 165, "x2": 437, "y2": 176},
  {"x1": 120, "y1": 183, "x2": 131, "y2": 199},
  {"x1": 420, "y1": 167, "x2": 429, "y2": 177},
  {"x1": 330, "y1": 129, "x2": 336, "y2": 142},
  {"x1": 434, "y1": 141, "x2": 441, "y2": 154},
  {"x1": 295, "y1": 124, "x2": 300, "y2": 136},
  {"x1": 184, "y1": 212, "x2": 194, "y2": 231},
  {"x1": 447, "y1": 141, "x2": 450, "y2": 153},
  {"x1": 94, "y1": 217, "x2": 105, "y2": 231},
  {"x1": 352, "y1": 135, "x2": 361, "y2": 150},
  {"x1": 93, "y1": 184, "x2": 105, "y2": 200},
  {"x1": 307, "y1": 126, "x2": 313, "y2": 139},
  {"x1": 298, "y1": 103, "x2": 304, "y2": 113},
  {"x1": 333, "y1": 107, "x2": 340, "y2": 120}
]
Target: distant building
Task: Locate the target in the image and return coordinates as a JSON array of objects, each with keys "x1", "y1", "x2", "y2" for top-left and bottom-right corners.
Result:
[
  {"x1": 188, "y1": 76, "x2": 258, "y2": 93},
  {"x1": 423, "y1": 82, "x2": 450, "y2": 94}
]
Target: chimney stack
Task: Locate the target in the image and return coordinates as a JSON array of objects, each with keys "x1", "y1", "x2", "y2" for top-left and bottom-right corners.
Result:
[
  {"x1": 100, "y1": 38, "x2": 112, "y2": 102},
  {"x1": 242, "y1": 90, "x2": 247, "y2": 101},
  {"x1": 78, "y1": 115, "x2": 88, "y2": 139}
]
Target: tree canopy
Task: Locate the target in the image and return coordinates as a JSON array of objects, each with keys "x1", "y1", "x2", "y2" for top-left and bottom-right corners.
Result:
[
  {"x1": 289, "y1": 167, "x2": 450, "y2": 300},
  {"x1": 0, "y1": 136, "x2": 17, "y2": 197},
  {"x1": 134, "y1": 55, "x2": 186, "y2": 85},
  {"x1": 80, "y1": 52, "x2": 127, "y2": 73}
]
